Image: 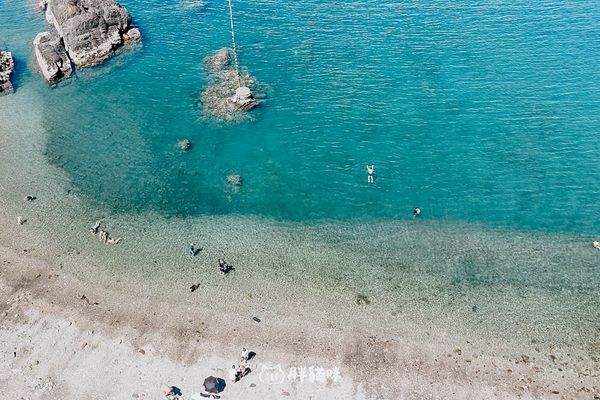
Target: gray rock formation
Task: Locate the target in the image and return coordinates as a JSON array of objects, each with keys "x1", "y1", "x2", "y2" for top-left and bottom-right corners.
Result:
[
  {"x1": 33, "y1": 32, "x2": 72, "y2": 84},
  {"x1": 45, "y1": 0, "x2": 141, "y2": 66},
  {"x1": 34, "y1": 0, "x2": 141, "y2": 83},
  {"x1": 0, "y1": 51, "x2": 15, "y2": 95}
]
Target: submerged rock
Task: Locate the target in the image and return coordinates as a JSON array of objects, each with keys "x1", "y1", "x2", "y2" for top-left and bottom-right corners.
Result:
[
  {"x1": 227, "y1": 174, "x2": 242, "y2": 187},
  {"x1": 0, "y1": 51, "x2": 15, "y2": 95},
  {"x1": 33, "y1": 31, "x2": 73, "y2": 84},
  {"x1": 34, "y1": 0, "x2": 141, "y2": 83},
  {"x1": 177, "y1": 139, "x2": 192, "y2": 151},
  {"x1": 203, "y1": 47, "x2": 231, "y2": 73}
]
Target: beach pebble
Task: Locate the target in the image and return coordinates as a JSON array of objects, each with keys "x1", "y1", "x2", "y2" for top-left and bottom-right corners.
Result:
[{"x1": 252, "y1": 316, "x2": 261, "y2": 323}]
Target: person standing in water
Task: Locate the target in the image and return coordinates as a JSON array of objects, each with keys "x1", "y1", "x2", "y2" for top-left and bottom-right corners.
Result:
[{"x1": 366, "y1": 165, "x2": 374, "y2": 183}]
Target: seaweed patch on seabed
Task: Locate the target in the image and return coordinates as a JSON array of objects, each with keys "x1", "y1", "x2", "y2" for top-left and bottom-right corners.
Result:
[{"x1": 199, "y1": 48, "x2": 266, "y2": 123}]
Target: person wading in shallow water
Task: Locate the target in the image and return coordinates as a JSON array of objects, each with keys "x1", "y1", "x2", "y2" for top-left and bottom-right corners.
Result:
[
  {"x1": 366, "y1": 164, "x2": 374, "y2": 183},
  {"x1": 219, "y1": 258, "x2": 234, "y2": 274}
]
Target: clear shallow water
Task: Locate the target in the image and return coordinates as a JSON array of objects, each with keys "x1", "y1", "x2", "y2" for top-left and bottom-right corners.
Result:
[{"x1": 2, "y1": 0, "x2": 600, "y2": 232}]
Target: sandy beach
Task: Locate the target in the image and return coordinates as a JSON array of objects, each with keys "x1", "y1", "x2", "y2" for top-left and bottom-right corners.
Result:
[{"x1": 1, "y1": 237, "x2": 599, "y2": 400}]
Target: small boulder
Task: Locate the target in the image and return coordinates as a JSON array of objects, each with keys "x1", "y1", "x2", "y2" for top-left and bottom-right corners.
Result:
[{"x1": 123, "y1": 27, "x2": 142, "y2": 43}]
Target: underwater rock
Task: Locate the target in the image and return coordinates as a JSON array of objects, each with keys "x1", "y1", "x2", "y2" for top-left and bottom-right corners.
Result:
[
  {"x1": 203, "y1": 47, "x2": 231, "y2": 72},
  {"x1": 0, "y1": 51, "x2": 15, "y2": 95},
  {"x1": 180, "y1": 0, "x2": 206, "y2": 10},
  {"x1": 177, "y1": 139, "x2": 192, "y2": 151},
  {"x1": 227, "y1": 174, "x2": 242, "y2": 187},
  {"x1": 33, "y1": 31, "x2": 73, "y2": 84}
]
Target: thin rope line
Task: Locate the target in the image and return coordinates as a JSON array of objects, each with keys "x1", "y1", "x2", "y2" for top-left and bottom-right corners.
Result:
[{"x1": 228, "y1": 0, "x2": 241, "y2": 87}]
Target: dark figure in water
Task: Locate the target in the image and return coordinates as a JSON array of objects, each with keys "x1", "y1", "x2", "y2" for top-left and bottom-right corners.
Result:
[{"x1": 219, "y1": 258, "x2": 234, "y2": 274}]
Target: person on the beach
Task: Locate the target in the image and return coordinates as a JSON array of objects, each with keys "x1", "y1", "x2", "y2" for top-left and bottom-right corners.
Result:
[
  {"x1": 24, "y1": 195, "x2": 36, "y2": 201},
  {"x1": 366, "y1": 165, "x2": 374, "y2": 183},
  {"x1": 90, "y1": 220, "x2": 101, "y2": 235},
  {"x1": 413, "y1": 207, "x2": 421, "y2": 217},
  {"x1": 229, "y1": 364, "x2": 237, "y2": 382},
  {"x1": 237, "y1": 362, "x2": 249, "y2": 380},
  {"x1": 99, "y1": 229, "x2": 108, "y2": 242},
  {"x1": 240, "y1": 347, "x2": 249, "y2": 362},
  {"x1": 189, "y1": 242, "x2": 196, "y2": 256},
  {"x1": 107, "y1": 237, "x2": 121, "y2": 245},
  {"x1": 593, "y1": 240, "x2": 600, "y2": 250}
]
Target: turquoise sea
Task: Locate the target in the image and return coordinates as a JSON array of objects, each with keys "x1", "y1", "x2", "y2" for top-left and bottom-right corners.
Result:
[
  {"x1": 2, "y1": 0, "x2": 600, "y2": 229},
  {"x1": 1, "y1": 0, "x2": 599, "y2": 350}
]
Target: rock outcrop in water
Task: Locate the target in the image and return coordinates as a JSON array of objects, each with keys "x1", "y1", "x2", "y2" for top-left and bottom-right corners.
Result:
[
  {"x1": 200, "y1": 48, "x2": 264, "y2": 122},
  {"x1": 33, "y1": 32, "x2": 72, "y2": 84},
  {"x1": 34, "y1": 0, "x2": 141, "y2": 83},
  {"x1": 0, "y1": 51, "x2": 15, "y2": 96}
]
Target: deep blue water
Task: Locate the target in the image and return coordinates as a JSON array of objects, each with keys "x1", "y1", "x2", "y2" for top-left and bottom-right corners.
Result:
[{"x1": 1, "y1": 0, "x2": 600, "y2": 233}]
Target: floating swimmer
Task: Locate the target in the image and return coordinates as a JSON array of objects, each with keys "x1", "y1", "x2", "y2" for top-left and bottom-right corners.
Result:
[
  {"x1": 219, "y1": 258, "x2": 234, "y2": 274},
  {"x1": 366, "y1": 165, "x2": 374, "y2": 183},
  {"x1": 107, "y1": 237, "x2": 121, "y2": 245}
]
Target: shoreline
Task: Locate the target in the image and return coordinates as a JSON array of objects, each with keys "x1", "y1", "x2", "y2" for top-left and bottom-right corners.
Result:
[{"x1": 1, "y1": 235, "x2": 599, "y2": 399}]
